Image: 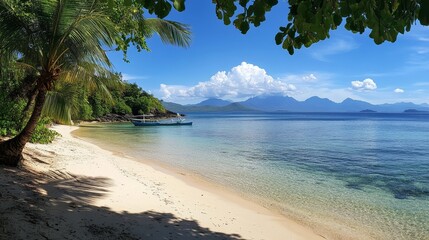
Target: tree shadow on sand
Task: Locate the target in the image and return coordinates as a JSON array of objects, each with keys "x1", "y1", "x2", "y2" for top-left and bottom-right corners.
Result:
[{"x1": 0, "y1": 167, "x2": 244, "y2": 240}]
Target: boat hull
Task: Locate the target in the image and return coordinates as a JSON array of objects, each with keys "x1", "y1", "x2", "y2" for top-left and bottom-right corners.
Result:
[{"x1": 131, "y1": 121, "x2": 192, "y2": 126}]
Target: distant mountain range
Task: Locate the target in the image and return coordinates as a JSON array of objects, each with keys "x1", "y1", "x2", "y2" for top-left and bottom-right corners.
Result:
[
  {"x1": 162, "y1": 96, "x2": 429, "y2": 113},
  {"x1": 194, "y1": 98, "x2": 232, "y2": 107}
]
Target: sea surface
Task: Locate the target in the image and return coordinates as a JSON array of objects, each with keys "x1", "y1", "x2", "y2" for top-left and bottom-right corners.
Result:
[{"x1": 75, "y1": 113, "x2": 429, "y2": 239}]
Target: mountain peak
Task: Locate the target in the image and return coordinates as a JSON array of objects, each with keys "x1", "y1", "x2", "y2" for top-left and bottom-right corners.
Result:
[
  {"x1": 305, "y1": 96, "x2": 333, "y2": 102},
  {"x1": 341, "y1": 98, "x2": 370, "y2": 104},
  {"x1": 342, "y1": 98, "x2": 354, "y2": 103},
  {"x1": 241, "y1": 95, "x2": 299, "y2": 111},
  {"x1": 163, "y1": 95, "x2": 429, "y2": 113},
  {"x1": 195, "y1": 98, "x2": 232, "y2": 107}
]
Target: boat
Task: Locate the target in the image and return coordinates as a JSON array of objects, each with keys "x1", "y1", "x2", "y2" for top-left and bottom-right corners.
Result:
[{"x1": 130, "y1": 114, "x2": 193, "y2": 126}]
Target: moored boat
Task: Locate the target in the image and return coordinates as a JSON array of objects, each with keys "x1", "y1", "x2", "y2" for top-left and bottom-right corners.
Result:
[{"x1": 130, "y1": 114, "x2": 192, "y2": 126}]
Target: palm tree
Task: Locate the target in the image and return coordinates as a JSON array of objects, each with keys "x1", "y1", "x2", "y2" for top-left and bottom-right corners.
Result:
[
  {"x1": 0, "y1": 0, "x2": 118, "y2": 166},
  {"x1": 40, "y1": 3, "x2": 192, "y2": 124},
  {"x1": 0, "y1": 0, "x2": 191, "y2": 166}
]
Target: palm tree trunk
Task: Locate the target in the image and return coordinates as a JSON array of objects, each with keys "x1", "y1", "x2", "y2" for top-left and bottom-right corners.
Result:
[
  {"x1": 20, "y1": 89, "x2": 38, "y2": 124},
  {"x1": 0, "y1": 85, "x2": 47, "y2": 166}
]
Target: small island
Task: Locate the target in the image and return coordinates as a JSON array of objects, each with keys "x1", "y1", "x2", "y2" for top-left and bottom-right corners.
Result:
[
  {"x1": 403, "y1": 109, "x2": 429, "y2": 113},
  {"x1": 360, "y1": 109, "x2": 377, "y2": 113}
]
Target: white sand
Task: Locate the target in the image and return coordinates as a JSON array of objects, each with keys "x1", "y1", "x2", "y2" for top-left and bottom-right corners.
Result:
[{"x1": 0, "y1": 125, "x2": 325, "y2": 240}]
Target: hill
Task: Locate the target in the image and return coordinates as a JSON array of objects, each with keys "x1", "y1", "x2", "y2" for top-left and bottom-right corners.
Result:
[
  {"x1": 195, "y1": 98, "x2": 232, "y2": 107},
  {"x1": 162, "y1": 101, "x2": 255, "y2": 113},
  {"x1": 162, "y1": 95, "x2": 429, "y2": 113}
]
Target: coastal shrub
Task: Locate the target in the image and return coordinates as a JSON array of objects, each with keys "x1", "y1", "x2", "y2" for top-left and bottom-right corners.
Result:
[
  {"x1": 123, "y1": 83, "x2": 166, "y2": 115},
  {"x1": 0, "y1": 95, "x2": 25, "y2": 137},
  {"x1": 112, "y1": 99, "x2": 132, "y2": 115},
  {"x1": 30, "y1": 117, "x2": 61, "y2": 144},
  {"x1": 74, "y1": 99, "x2": 94, "y2": 121},
  {"x1": 0, "y1": 94, "x2": 60, "y2": 143},
  {"x1": 88, "y1": 92, "x2": 111, "y2": 118},
  {"x1": 80, "y1": 102, "x2": 94, "y2": 120},
  {"x1": 143, "y1": 95, "x2": 166, "y2": 114}
]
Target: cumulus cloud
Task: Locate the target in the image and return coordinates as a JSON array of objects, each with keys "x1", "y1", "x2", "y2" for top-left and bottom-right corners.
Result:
[
  {"x1": 159, "y1": 62, "x2": 296, "y2": 99},
  {"x1": 302, "y1": 74, "x2": 317, "y2": 82},
  {"x1": 159, "y1": 84, "x2": 188, "y2": 99},
  {"x1": 394, "y1": 88, "x2": 404, "y2": 93},
  {"x1": 351, "y1": 78, "x2": 377, "y2": 91}
]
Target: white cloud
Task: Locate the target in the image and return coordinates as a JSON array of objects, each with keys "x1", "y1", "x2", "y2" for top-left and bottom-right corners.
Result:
[
  {"x1": 407, "y1": 25, "x2": 429, "y2": 42},
  {"x1": 311, "y1": 39, "x2": 357, "y2": 61},
  {"x1": 414, "y1": 82, "x2": 429, "y2": 87},
  {"x1": 159, "y1": 84, "x2": 188, "y2": 99},
  {"x1": 277, "y1": 72, "x2": 332, "y2": 84},
  {"x1": 418, "y1": 37, "x2": 429, "y2": 42},
  {"x1": 415, "y1": 47, "x2": 429, "y2": 54},
  {"x1": 302, "y1": 73, "x2": 317, "y2": 82},
  {"x1": 159, "y1": 62, "x2": 296, "y2": 100},
  {"x1": 394, "y1": 88, "x2": 404, "y2": 93},
  {"x1": 351, "y1": 78, "x2": 377, "y2": 91}
]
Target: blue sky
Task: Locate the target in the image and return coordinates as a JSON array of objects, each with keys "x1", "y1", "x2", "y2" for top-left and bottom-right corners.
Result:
[{"x1": 108, "y1": 1, "x2": 429, "y2": 105}]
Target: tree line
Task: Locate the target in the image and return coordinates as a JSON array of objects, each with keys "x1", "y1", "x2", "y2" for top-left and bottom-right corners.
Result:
[{"x1": 0, "y1": 70, "x2": 166, "y2": 138}]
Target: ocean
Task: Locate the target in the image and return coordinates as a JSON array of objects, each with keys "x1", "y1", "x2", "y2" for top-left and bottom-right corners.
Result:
[{"x1": 74, "y1": 112, "x2": 429, "y2": 239}]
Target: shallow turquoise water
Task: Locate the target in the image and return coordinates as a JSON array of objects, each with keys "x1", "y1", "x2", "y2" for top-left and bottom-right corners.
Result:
[{"x1": 75, "y1": 113, "x2": 429, "y2": 239}]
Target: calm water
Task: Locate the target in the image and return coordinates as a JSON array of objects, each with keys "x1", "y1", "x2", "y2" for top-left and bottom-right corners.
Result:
[{"x1": 75, "y1": 113, "x2": 429, "y2": 239}]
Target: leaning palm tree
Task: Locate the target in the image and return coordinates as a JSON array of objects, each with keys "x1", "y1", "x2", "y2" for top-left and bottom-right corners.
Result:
[
  {"x1": 0, "y1": 0, "x2": 118, "y2": 166},
  {"x1": 41, "y1": 15, "x2": 192, "y2": 124},
  {"x1": 0, "y1": 0, "x2": 191, "y2": 166}
]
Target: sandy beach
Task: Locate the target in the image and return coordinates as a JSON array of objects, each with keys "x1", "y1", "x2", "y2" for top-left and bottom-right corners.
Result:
[{"x1": 0, "y1": 125, "x2": 325, "y2": 240}]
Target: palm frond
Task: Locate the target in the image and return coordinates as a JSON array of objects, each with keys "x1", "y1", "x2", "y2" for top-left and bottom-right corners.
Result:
[
  {"x1": 42, "y1": 84, "x2": 77, "y2": 124},
  {"x1": 144, "y1": 18, "x2": 191, "y2": 47},
  {"x1": 59, "y1": 62, "x2": 123, "y2": 105},
  {"x1": 0, "y1": 1, "x2": 38, "y2": 63},
  {"x1": 52, "y1": 1, "x2": 117, "y2": 70}
]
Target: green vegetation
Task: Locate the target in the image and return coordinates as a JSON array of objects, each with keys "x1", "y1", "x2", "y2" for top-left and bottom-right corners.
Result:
[
  {"x1": 76, "y1": 77, "x2": 166, "y2": 119},
  {"x1": 29, "y1": 117, "x2": 61, "y2": 144},
  {"x1": 0, "y1": 96, "x2": 25, "y2": 137},
  {"x1": 0, "y1": 56, "x2": 26, "y2": 137},
  {"x1": 115, "y1": 0, "x2": 429, "y2": 55},
  {"x1": 0, "y1": 67, "x2": 60, "y2": 143},
  {"x1": 0, "y1": 72, "x2": 166, "y2": 137},
  {"x1": 105, "y1": 0, "x2": 190, "y2": 61},
  {"x1": 0, "y1": 0, "x2": 119, "y2": 165},
  {"x1": 122, "y1": 82, "x2": 166, "y2": 115},
  {"x1": 0, "y1": 0, "x2": 189, "y2": 166}
]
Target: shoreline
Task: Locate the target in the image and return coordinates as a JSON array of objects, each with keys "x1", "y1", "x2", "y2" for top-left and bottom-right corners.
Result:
[
  {"x1": 70, "y1": 125, "x2": 326, "y2": 239},
  {"x1": 2, "y1": 124, "x2": 325, "y2": 240},
  {"x1": 72, "y1": 126, "x2": 321, "y2": 237},
  {"x1": 72, "y1": 123, "x2": 378, "y2": 240},
  {"x1": 72, "y1": 125, "x2": 331, "y2": 238}
]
